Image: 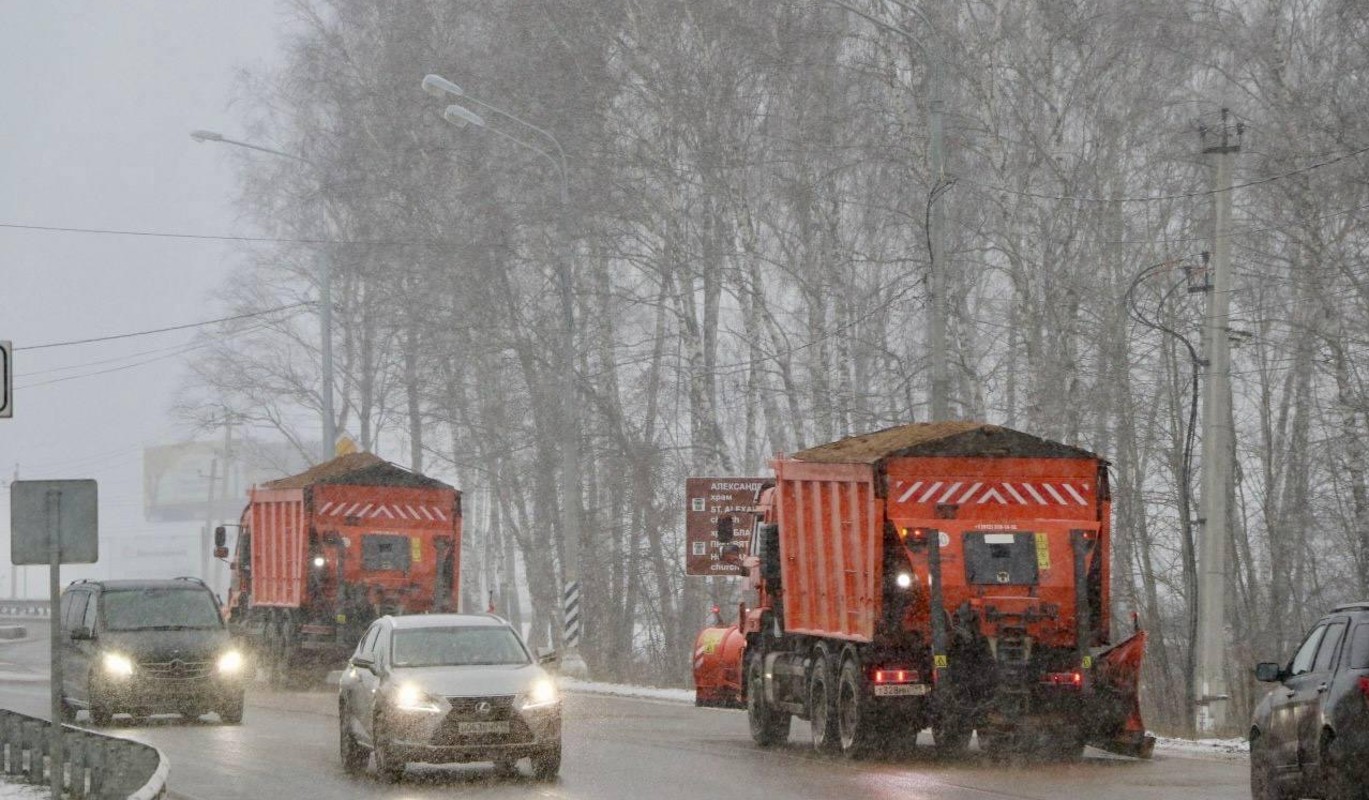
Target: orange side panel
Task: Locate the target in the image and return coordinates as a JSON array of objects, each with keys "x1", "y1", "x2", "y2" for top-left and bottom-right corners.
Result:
[
  {"x1": 775, "y1": 460, "x2": 880, "y2": 642},
  {"x1": 250, "y1": 487, "x2": 307, "y2": 607}
]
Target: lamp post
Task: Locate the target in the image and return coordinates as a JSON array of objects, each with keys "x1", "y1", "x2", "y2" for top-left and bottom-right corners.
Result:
[
  {"x1": 829, "y1": 2, "x2": 952, "y2": 420},
  {"x1": 191, "y1": 130, "x2": 336, "y2": 463},
  {"x1": 421, "y1": 75, "x2": 586, "y2": 678}
]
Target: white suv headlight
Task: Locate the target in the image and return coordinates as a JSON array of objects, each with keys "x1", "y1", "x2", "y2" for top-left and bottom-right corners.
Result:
[
  {"x1": 519, "y1": 678, "x2": 559, "y2": 710},
  {"x1": 394, "y1": 682, "x2": 443, "y2": 713},
  {"x1": 102, "y1": 653, "x2": 134, "y2": 678}
]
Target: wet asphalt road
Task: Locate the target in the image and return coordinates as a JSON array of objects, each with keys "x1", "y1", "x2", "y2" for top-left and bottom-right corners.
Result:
[{"x1": 0, "y1": 623, "x2": 1251, "y2": 800}]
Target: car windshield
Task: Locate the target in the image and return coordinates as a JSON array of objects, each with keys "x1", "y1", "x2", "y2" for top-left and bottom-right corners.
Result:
[
  {"x1": 391, "y1": 626, "x2": 529, "y2": 668},
  {"x1": 102, "y1": 588, "x2": 223, "y2": 631}
]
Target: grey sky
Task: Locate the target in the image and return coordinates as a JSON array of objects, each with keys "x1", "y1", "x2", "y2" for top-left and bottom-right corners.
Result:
[{"x1": 0, "y1": 1, "x2": 286, "y2": 593}]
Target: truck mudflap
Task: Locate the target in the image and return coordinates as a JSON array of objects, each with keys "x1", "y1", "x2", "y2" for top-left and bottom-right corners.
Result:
[
  {"x1": 693, "y1": 626, "x2": 746, "y2": 708},
  {"x1": 1085, "y1": 629, "x2": 1155, "y2": 758}
]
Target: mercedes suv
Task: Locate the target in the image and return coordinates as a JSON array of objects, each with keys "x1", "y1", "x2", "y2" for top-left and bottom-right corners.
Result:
[
  {"x1": 337, "y1": 613, "x2": 561, "y2": 782},
  {"x1": 58, "y1": 578, "x2": 248, "y2": 725},
  {"x1": 1250, "y1": 601, "x2": 1369, "y2": 800}
]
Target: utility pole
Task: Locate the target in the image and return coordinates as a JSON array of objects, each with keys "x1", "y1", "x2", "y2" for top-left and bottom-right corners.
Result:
[
  {"x1": 8, "y1": 464, "x2": 16, "y2": 599},
  {"x1": 830, "y1": 1, "x2": 952, "y2": 420},
  {"x1": 924, "y1": 29, "x2": 951, "y2": 422},
  {"x1": 1195, "y1": 108, "x2": 1241, "y2": 735}
]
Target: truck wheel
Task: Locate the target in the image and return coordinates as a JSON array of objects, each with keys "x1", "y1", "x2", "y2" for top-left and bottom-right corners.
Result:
[
  {"x1": 808, "y1": 649, "x2": 840, "y2": 753},
  {"x1": 836, "y1": 658, "x2": 876, "y2": 758},
  {"x1": 746, "y1": 653, "x2": 790, "y2": 747}
]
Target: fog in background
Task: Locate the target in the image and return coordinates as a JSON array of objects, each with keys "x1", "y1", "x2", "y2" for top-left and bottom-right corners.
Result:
[{"x1": 0, "y1": 2, "x2": 286, "y2": 595}]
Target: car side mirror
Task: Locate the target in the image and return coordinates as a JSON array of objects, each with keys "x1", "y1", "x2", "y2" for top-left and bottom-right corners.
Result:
[
  {"x1": 70, "y1": 626, "x2": 93, "y2": 641},
  {"x1": 1255, "y1": 662, "x2": 1284, "y2": 683},
  {"x1": 537, "y1": 647, "x2": 559, "y2": 667},
  {"x1": 350, "y1": 656, "x2": 376, "y2": 674}
]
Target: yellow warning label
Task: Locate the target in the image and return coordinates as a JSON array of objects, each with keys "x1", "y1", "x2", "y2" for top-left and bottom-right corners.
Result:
[
  {"x1": 1082, "y1": 655, "x2": 1093, "y2": 669},
  {"x1": 1035, "y1": 532, "x2": 1051, "y2": 570},
  {"x1": 698, "y1": 629, "x2": 725, "y2": 654},
  {"x1": 934, "y1": 654, "x2": 949, "y2": 668},
  {"x1": 411, "y1": 537, "x2": 423, "y2": 563}
]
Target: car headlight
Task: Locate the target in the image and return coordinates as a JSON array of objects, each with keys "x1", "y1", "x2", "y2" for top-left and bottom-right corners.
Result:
[
  {"x1": 217, "y1": 650, "x2": 245, "y2": 675},
  {"x1": 394, "y1": 682, "x2": 443, "y2": 713},
  {"x1": 520, "y1": 678, "x2": 559, "y2": 710},
  {"x1": 102, "y1": 653, "x2": 134, "y2": 678}
]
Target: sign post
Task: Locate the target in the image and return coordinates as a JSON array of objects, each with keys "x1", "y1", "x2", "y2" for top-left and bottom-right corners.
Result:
[{"x1": 11, "y1": 480, "x2": 97, "y2": 798}]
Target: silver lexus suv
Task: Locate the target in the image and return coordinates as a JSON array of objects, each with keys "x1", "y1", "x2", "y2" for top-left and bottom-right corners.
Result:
[{"x1": 337, "y1": 613, "x2": 561, "y2": 781}]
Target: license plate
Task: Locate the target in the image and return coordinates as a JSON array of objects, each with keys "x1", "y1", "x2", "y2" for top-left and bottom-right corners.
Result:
[
  {"x1": 457, "y1": 721, "x2": 510, "y2": 735},
  {"x1": 874, "y1": 683, "x2": 930, "y2": 697}
]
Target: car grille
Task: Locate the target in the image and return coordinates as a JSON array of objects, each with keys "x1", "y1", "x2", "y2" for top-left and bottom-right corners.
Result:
[
  {"x1": 431, "y1": 695, "x2": 534, "y2": 746},
  {"x1": 139, "y1": 659, "x2": 213, "y2": 682}
]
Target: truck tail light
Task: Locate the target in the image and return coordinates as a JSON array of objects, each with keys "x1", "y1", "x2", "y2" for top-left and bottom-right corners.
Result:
[
  {"x1": 1359, "y1": 676, "x2": 1369, "y2": 701},
  {"x1": 873, "y1": 668, "x2": 920, "y2": 685},
  {"x1": 1042, "y1": 671, "x2": 1083, "y2": 688}
]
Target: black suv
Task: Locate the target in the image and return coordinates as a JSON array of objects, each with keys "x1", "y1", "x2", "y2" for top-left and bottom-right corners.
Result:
[
  {"x1": 1250, "y1": 602, "x2": 1369, "y2": 800},
  {"x1": 58, "y1": 578, "x2": 248, "y2": 725}
]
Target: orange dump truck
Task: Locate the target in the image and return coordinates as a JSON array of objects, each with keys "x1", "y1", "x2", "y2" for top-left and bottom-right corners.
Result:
[
  {"x1": 221, "y1": 453, "x2": 461, "y2": 682},
  {"x1": 692, "y1": 422, "x2": 1151, "y2": 758}
]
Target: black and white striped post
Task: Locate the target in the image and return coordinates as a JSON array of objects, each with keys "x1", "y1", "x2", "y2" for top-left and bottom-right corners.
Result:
[
  {"x1": 562, "y1": 580, "x2": 582, "y2": 649},
  {"x1": 559, "y1": 578, "x2": 588, "y2": 678}
]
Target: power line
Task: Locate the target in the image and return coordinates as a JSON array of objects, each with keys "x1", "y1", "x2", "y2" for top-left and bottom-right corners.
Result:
[
  {"x1": 0, "y1": 221, "x2": 447, "y2": 247},
  {"x1": 14, "y1": 302, "x2": 311, "y2": 352},
  {"x1": 963, "y1": 143, "x2": 1369, "y2": 204}
]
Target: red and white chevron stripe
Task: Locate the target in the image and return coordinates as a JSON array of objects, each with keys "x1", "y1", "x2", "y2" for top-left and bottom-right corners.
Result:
[
  {"x1": 889, "y1": 479, "x2": 1090, "y2": 507},
  {"x1": 316, "y1": 501, "x2": 449, "y2": 521}
]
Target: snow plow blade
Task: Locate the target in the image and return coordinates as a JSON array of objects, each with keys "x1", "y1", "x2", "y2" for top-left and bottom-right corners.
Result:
[
  {"x1": 1086, "y1": 629, "x2": 1155, "y2": 758},
  {"x1": 693, "y1": 625, "x2": 745, "y2": 708}
]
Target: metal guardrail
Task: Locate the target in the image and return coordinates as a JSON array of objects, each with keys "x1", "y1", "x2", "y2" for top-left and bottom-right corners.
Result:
[
  {"x1": 0, "y1": 708, "x2": 168, "y2": 799},
  {"x1": 0, "y1": 600, "x2": 51, "y2": 618}
]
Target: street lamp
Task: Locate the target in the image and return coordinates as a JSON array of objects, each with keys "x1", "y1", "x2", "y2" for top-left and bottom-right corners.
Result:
[
  {"x1": 421, "y1": 74, "x2": 585, "y2": 678},
  {"x1": 829, "y1": 1, "x2": 953, "y2": 421},
  {"x1": 191, "y1": 129, "x2": 336, "y2": 463}
]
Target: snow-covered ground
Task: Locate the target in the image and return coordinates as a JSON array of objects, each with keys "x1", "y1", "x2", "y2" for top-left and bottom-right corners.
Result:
[
  {"x1": 0, "y1": 781, "x2": 51, "y2": 799},
  {"x1": 1153, "y1": 736, "x2": 1250, "y2": 760},
  {"x1": 560, "y1": 677, "x2": 696, "y2": 704}
]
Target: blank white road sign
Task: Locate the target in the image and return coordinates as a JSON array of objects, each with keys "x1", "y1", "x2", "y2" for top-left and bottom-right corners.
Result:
[{"x1": 10, "y1": 480, "x2": 98, "y2": 565}]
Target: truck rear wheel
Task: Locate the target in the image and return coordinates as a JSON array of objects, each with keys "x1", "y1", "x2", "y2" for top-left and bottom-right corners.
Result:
[
  {"x1": 808, "y1": 649, "x2": 840, "y2": 753},
  {"x1": 836, "y1": 658, "x2": 875, "y2": 759},
  {"x1": 746, "y1": 653, "x2": 790, "y2": 747}
]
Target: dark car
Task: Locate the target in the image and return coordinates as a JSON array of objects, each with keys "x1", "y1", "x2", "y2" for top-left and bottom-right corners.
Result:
[
  {"x1": 337, "y1": 613, "x2": 561, "y2": 782},
  {"x1": 58, "y1": 578, "x2": 248, "y2": 726},
  {"x1": 1250, "y1": 602, "x2": 1369, "y2": 800}
]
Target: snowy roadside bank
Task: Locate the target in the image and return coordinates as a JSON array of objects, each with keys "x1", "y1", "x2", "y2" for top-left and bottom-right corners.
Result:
[{"x1": 559, "y1": 677, "x2": 1250, "y2": 761}]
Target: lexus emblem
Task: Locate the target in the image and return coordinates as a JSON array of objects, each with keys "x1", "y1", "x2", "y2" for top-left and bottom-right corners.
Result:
[{"x1": 475, "y1": 701, "x2": 493, "y2": 716}]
